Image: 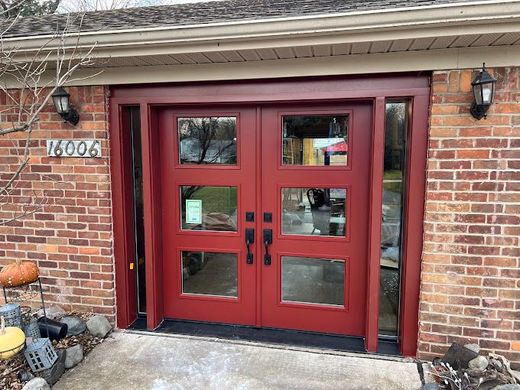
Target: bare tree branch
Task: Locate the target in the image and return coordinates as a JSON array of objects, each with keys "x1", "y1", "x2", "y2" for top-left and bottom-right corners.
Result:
[{"x1": 0, "y1": 7, "x2": 99, "y2": 226}]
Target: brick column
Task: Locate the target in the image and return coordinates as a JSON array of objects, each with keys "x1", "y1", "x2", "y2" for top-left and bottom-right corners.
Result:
[
  {"x1": 0, "y1": 86, "x2": 115, "y2": 321},
  {"x1": 418, "y1": 67, "x2": 520, "y2": 367}
]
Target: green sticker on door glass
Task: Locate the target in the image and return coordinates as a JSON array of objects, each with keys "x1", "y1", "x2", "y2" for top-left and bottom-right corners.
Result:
[{"x1": 185, "y1": 199, "x2": 202, "y2": 224}]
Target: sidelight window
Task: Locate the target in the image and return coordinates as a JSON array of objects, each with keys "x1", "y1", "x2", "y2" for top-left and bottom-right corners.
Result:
[{"x1": 378, "y1": 101, "x2": 409, "y2": 338}]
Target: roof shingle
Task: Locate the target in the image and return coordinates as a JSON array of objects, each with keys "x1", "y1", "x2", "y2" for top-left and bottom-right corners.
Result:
[{"x1": 2, "y1": 0, "x2": 475, "y2": 38}]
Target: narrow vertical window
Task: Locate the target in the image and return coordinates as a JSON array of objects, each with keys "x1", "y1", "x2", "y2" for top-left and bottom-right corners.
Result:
[
  {"x1": 128, "y1": 107, "x2": 147, "y2": 314},
  {"x1": 379, "y1": 101, "x2": 409, "y2": 338}
]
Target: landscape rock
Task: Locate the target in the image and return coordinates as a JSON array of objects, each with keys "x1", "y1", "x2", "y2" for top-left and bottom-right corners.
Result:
[
  {"x1": 37, "y1": 306, "x2": 65, "y2": 320},
  {"x1": 62, "y1": 316, "x2": 86, "y2": 336},
  {"x1": 493, "y1": 385, "x2": 520, "y2": 390},
  {"x1": 442, "y1": 342, "x2": 479, "y2": 370},
  {"x1": 464, "y1": 343, "x2": 480, "y2": 354},
  {"x1": 22, "y1": 377, "x2": 50, "y2": 390},
  {"x1": 65, "y1": 344, "x2": 84, "y2": 369},
  {"x1": 468, "y1": 355, "x2": 488, "y2": 370},
  {"x1": 18, "y1": 370, "x2": 34, "y2": 382},
  {"x1": 86, "y1": 315, "x2": 112, "y2": 338}
]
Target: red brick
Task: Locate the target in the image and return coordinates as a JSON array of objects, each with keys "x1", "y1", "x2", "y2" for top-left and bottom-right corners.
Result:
[
  {"x1": 421, "y1": 68, "x2": 520, "y2": 366},
  {"x1": 0, "y1": 86, "x2": 114, "y2": 322}
]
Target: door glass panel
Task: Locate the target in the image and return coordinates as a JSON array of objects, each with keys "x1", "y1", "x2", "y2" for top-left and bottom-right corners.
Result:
[
  {"x1": 181, "y1": 251, "x2": 237, "y2": 297},
  {"x1": 281, "y1": 188, "x2": 347, "y2": 237},
  {"x1": 180, "y1": 186, "x2": 237, "y2": 231},
  {"x1": 178, "y1": 117, "x2": 237, "y2": 165},
  {"x1": 281, "y1": 256, "x2": 345, "y2": 306},
  {"x1": 379, "y1": 101, "x2": 408, "y2": 337},
  {"x1": 282, "y1": 115, "x2": 349, "y2": 166}
]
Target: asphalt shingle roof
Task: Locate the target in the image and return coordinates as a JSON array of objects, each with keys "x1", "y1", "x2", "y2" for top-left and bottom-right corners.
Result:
[{"x1": 3, "y1": 0, "x2": 475, "y2": 38}]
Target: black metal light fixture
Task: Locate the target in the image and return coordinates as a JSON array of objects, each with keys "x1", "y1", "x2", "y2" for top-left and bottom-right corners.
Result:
[
  {"x1": 470, "y1": 63, "x2": 497, "y2": 120},
  {"x1": 52, "y1": 86, "x2": 80, "y2": 126}
]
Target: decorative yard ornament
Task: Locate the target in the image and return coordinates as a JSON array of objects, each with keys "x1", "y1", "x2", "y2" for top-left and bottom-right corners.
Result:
[
  {"x1": 470, "y1": 63, "x2": 497, "y2": 120},
  {"x1": 52, "y1": 86, "x2": 80, "y2": 126},
  {"x1": 0, "y1": 316, "x2": 25, "y2": 360},
  {"x1": 0, "y1": 259, "x2": 39, "y2": 287}
]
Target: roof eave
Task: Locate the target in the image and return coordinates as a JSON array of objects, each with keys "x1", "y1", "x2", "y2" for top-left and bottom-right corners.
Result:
[{"x1": 5, "y1": 0, "x2": 520, "y2": 58}]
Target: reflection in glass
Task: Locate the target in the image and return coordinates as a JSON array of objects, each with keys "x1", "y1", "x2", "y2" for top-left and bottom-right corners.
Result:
[
  {"x1": 126, "y1": 107, "x2": 147, "y2": 314},
  {"x1": 281, "y1": 256, "x2": 345, "y2": 306},
  {"x1": 181, "y1": 251, "x2": 237, "y2": 297},
  {"x1": 379, "y1": 101, "x2": 408, "y2": 337},
  {"x1": 178, "y1": 117, "x2": 237, "y2": 164},
  {"x1": 180, "y1": 186, "x2": 237, "y2": 231},
  {"x1": 281, "y1": 188, "x2": 346, "y2": 237},
  {"x1": 282, "y1": 115, "x2": 348, "y2": 166}
]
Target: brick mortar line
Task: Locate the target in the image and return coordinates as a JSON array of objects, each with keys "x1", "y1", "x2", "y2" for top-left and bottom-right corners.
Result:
[
  {"x1": 420, "y1": 272, "x2": 520, "y2": 278},
  {"x1": 421, "y1": 253, "x2": 520, "y2": 258}
]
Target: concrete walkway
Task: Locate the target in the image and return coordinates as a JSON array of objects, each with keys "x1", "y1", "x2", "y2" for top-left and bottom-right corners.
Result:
[{"x1": 54, "y1": 331, "x2": 423, "y2": 390}]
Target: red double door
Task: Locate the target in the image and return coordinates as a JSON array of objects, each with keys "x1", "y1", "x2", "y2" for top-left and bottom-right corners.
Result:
[{"x1": 159, "y1": 102, "x2": 372, "y2": 337}]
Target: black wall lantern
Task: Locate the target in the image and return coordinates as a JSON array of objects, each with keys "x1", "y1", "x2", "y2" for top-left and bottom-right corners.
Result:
[
  {"x1": 470, "y1": 63, "x2": 497, "y2": 120},
  {"x1": 52, "y1": 86, "x2": 80, "y2": 126}
]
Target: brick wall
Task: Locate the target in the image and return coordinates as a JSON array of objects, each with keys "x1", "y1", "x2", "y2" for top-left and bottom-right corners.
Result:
[
  {"x1": 418, "y1": 67, "x2": 520, "y2": 367},
  {"x1": 0, "y1": 86, "x2": 115, "y2": 321}
]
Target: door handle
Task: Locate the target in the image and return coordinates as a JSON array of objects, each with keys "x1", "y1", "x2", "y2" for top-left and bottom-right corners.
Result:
[
  {"x1": 263, "y1": 228, "x2": 272, "y2": 265},
  {"x1": 245, "y1": 228, "x2": 254, "y2": 264}
]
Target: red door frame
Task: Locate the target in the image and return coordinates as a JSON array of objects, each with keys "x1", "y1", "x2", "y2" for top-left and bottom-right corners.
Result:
[
  {"x1": 109, "y1": 74, "x2": 430, "y2": 355},
  {"x1": 110, "y1": 105, "x2": 138, "y2": 327}
]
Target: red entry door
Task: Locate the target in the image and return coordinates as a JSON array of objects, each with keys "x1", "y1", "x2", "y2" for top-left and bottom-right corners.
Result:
[
  {"x1": 260, "y1": 103, "x2": 372, "y2": 336},
  {"x1": 159, "y1": 107, "x2": 257, "y2": 325},
  {"x1": 159, "y1": 102, "x2": 372, "y2": 336}
]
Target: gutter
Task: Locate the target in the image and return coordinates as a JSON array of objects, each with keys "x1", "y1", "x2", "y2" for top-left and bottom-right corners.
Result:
[{"x1": 4, "y1": 0, "x2": 520, "y2": 58}]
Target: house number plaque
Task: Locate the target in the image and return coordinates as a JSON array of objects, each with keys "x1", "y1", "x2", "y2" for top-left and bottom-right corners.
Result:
[{"x1": 47, "y1": 140, "x2": 102, "y2": 158}]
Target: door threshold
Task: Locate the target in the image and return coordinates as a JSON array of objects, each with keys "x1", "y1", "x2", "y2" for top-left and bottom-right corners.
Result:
[{"x1": 129, "y1": 317, "x2": 400, "y2": 356}]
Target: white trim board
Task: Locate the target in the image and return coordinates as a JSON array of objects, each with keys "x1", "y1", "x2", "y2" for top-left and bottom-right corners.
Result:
[{"x1": 42, "y1": 45, "x2": 520, "y2": 87}]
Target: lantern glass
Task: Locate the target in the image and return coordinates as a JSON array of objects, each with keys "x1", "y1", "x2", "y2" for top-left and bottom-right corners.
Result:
[
  {"x1": 52, "y1": 87, "x2": 70, "y2": 114},
  {"x1": 481, "y1": 83, "x2": 494, "y2": 105},
  {"x1": 473, "y1": 83, "x2": 483, "y2": 105}
]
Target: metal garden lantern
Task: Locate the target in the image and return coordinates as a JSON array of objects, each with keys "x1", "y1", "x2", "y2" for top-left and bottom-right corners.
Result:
[
  {"x1": 470, "y1": 63, "x2": 497, "y2": 120},
  {"x1": 52, "y1": 86, "x2": 80, "y2": 126}
]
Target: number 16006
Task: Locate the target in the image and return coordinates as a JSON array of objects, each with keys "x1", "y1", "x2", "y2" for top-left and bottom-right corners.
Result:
[{"x1": 47, "y1": 140, "x2": 102, "y2": 158}]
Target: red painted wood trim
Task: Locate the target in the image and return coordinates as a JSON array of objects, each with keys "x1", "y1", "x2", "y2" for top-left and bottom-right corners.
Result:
[
  {"x1": 111, "y1": 88, "x2": 428, "y2": 105},
  {"x1": 110, "y1": 75, "x2": 430, "y2": 102},
  {"x1": 255, "y1": 106, "x2": 262, "y2": 328},
  {"x1": 141, "y1": 103, "x2": 164, "y2": 330},
  {"x1": 110, "y1": 75, "x2": 430, "y2": 352},
  {"x1": 110, "y1": 104, "x2": 139, "y2": 328},
  {"x1": 365, "y1": 97, "x2": 386, "y2": 352},
  {"x1": 110, "y1": 104, "x2": 128, "y2": 328},
  {"x1": 400, "y1": 93, "x2": 430, "y2": 356}
]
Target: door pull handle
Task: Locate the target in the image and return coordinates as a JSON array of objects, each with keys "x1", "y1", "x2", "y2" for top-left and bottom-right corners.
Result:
[
  {"x1": 245, "y1": 228, "x2": 254, "y2": 264},
  {"x1": 263, "y1": 229, "x2": 272, "y2": 266}
]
